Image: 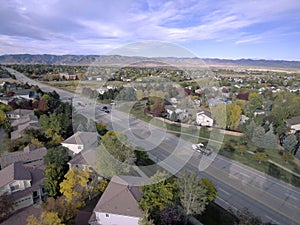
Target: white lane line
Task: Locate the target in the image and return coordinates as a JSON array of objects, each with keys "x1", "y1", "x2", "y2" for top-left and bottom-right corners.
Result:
[
  {"x1": 218, "y1": 187, "x2": 230, "y2": 196},
  {"x1": 215, "y1": 196, "x2": 238, "y2": 212},
  {"x1": 284, "y1": 193, "x2": 299, "y2": 201},
  {"x1": 265, "y1": 215, "x2": 281, "y2": 225},
  {"x1": 239, "y1": 172, "x2": 250, "y2": 178}
]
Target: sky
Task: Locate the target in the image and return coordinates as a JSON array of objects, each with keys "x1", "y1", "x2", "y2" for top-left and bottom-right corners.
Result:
[{"x1": 0, "y1": 0, "x2": 300, "y2": 60}]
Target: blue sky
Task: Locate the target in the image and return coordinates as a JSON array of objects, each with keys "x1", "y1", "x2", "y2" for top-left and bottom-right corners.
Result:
[{"x1": 0, "y1": 0, "x2": 300, "y2": 60}]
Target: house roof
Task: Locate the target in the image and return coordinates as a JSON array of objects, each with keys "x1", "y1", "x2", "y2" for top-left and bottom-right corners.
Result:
[
  {"x1": 93, "y1": 175, "x2": 143, "y2": 218},
  {"x1": 286, "y1": 116, "x2": 300, "y2": 126},
  {"x1": 10, "y1": 122, "x2": 39, "y2": 140},
  {"x1": 68, "y1": 152, "x2": 88, "y2": 165},
  {"x1": 197, "y1": 110, "x2": 212, "y2": 118},
  {"x1": 62, "y1": 131, "x2": 99, "y2": 147},
  {"x1": 0, "y1": 147, "x2": 47, "y2": 169},
  {"x1": 0, "y1": 162, "x2": 32, "y2": 188},
  {"x1": 7, "y1": 109, "x2": 34, "y2": 116},
  {"x1": 11, "y1": 114, "x2": 38, "y2": 127}
]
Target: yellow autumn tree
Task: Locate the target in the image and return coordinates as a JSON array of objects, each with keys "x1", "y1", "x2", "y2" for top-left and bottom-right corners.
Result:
[
  {"x1": 27, "y1": 211, "x2": 64, "y2": 225},
  {"x1": 59, "y1": 167, "x2": 90, "y2": 208}
]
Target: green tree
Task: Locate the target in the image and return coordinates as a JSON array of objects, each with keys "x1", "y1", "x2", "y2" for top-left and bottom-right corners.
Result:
[
  {"x1": 251, "y1": 125, "x2": 265, "y2": 147},
  {"x1": 211, "y1": 104, "x2": 226, "y2": 129},
  {"x1": 139, "y1": 171, "x2": 178, "y2": 218},
  {"x1": 282, "y1": 135, "x2": 298, "y2": 154},
  {"x1": 60, "y1": 167, "x2": 90, "y2": 208},
  {"x1": 200, "y1": 178, "x2": 218, "y2": 202},
  {"x1": 96, "y1": 121, "x2": 107, "y2": 135},
  {"x1": 44, "y1": 146, "x2": 70, "y2": 197},
  {"x1": 26, "y1": 211, "x2": 64, "y2": 225},
  {"x1": 139, "y1": 210, "x2": 155, "y2": 225},
  {"x1": 177, "y1": 170, "x2": 208, "y2": 225},
  {"x1": 254, "y1": 152, "x2": 267, "y2": 164},
  {"x1": 226, "y1": 104, "x2": 242, "y2": 130},
  {"x1": 264, "y1": 124, "x2": 276, "y2": 149},
  {"x1": 248, "y1": 92, "x2": 263, "y2": 113},
  {"x1": 96, "y1": 131, "x2": 136, "y2": 178}
]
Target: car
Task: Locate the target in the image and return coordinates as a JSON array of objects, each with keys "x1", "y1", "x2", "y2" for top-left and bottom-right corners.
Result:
[{"x1": 192, "y1": 143, "x2": 212, "y2": 156}]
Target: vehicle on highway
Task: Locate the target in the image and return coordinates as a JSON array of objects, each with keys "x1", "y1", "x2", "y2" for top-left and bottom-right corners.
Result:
[{"x1": 192, "y1": 143, "x2": 212, "y2": 155}]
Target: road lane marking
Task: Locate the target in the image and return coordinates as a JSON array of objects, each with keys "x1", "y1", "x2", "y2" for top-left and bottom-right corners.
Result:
[
  {"x1": 265, "y1": 215, "x2": 281, "y2": 225},
  {"x1": 284, "y1": 193, "x2": 299, "y2": 201},
  {"x1": 215, "y1": 196, "x2": 238, "y2": 212},
  {"x1": 218, "y1": 187, "x2": 230, "y2": 196}
]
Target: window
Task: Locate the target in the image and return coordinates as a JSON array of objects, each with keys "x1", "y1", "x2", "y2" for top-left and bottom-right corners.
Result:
[
  {"x1": 10, "y1": 184, "x2": 20, "y2": 192},
  {"x1": 105, "y1": 214, "x2": 110, "y2": 218}
]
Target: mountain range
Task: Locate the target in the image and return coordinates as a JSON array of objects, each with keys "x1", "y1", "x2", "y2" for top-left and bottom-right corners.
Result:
[{"x1": 0, "y1": 54, "x2": 300, "y2": 69}]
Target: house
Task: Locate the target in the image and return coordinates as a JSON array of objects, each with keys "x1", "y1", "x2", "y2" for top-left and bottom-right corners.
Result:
[
  {"x1": 89, "y1": 175, "x2": 144, "y2": 225},
  {"x1": 62, "y1": 131, "x2": 100, "y2": 155},
  {"x1": 0, "y1": 96, "x2": 13, "y2": 105},
  {"x1": 0, "y1": 162, "x2": 46, "y2": 212},
  {"x1": 10, "y1": 121, "x2": 39, "y2": 140},
  {"x1": 286, "y1": 116, "x2": 300, "y2": 134},
  {"x1": 11, "y1": 114, "x2": 38, "y2": 129},
  {"x1": 6, "y1": 109, "x2": 34, "y2": 120},
  {"x1": 0, "y1": 147, "x2": 47, "y2": 169},
  {"x1": 196, "y1": 111, "x2": 214, "y2": 127},
  {"x1": 12, "y1": 89, "x2": 37, "y2": 100},
  {"x1": 60, "y1": 73, "x2": 77, "y2": 80},
  {"x1": 240, "y1": 114, "x2": 250, "y2": 124},
  {"x1": 67, "y1": 150, "x2": 96, "y2": 172}
]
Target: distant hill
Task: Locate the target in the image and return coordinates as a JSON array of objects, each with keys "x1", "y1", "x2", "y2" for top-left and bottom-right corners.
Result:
[{"x1": 0, "y1": 54, "x2": 300, "y2": 69}]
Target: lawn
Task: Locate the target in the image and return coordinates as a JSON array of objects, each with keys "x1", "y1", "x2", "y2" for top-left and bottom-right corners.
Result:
[{"x1": 119, "y1": 103, "x2": 300, "y2": 187}]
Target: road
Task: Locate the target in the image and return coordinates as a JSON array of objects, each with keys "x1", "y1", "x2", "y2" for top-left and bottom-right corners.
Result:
[{"x1": 7, "y1": 68, "x2": 300, "y2": 225}]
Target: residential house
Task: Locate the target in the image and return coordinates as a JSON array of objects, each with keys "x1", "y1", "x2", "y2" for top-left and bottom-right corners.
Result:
[
  {"x1": 254, "y1": 110, "x2": 265, "y2": 117},
  {"x1": 6, "y1": 109, "x2": 34, "y2": 120},
  {"x1": 286, "y1": 116, "x2": 300, "y2": 134},
  {"x1": 0, "y1": 162, "x2": 46, "y2": 212},
  {"x1": 67, "y1": 150, "x2": 96, "y2": 172},
  {"x1": 60, "y1": 73, "x2": 77, "y2": 80},
  {"x1": 11, "y1": 114, "x2": 39, "y2": 130},
  {"x1": 196, "y1": 111, "x2": 214, "y2": 127},
  {"x1": 10, "y1": 120, "x2": 39, "y2": 140},
  {"x1": 0, "y1": 147, "x2": 47, "y2": 169},
  {"x1": 0, "y1": 96, "x2": 13, "y2": 105},
  {"x1": 12, "y1": 89, "x2": 37, "y2": 100},
  {"x1": 62, "y1": 131, "x2": 99, "y2": 155},
  {"x1": 89, "y1": 175, "x2": 144, "y2": 225}
]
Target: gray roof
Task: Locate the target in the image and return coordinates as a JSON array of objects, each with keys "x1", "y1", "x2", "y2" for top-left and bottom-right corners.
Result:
[
  {"x1": 93, "y1": 175, "x2": 143, "y2": 218},
  {"x1": 10, "y1": 122, "x2": 39, "y2": 140},
  {"x1": 63, "y1": 131, "x2": 99, "y2": 148},
  {"x1": 7, "y1": 109, "x2": 34, "y2": 117},
  {"x1": 197, "y1": 110, "x2": 212, "y2": 118},
  {"x1": 0, "y1": 162, "x2": 32, "y2": 188},
  {"x1": 11, "y1": 115, "x2": 38, "y2": 128},
  {"x1": 286, "y1": 116, "x2": 300, "y2": 126},
  {"x1": 0, "y1": 147, "x2": 47, "y2": 169}
]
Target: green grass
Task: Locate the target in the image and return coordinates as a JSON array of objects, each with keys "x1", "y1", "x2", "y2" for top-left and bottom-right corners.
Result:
[{"x1": 119, "y1": 103, "x2": 300, "y2": 187}]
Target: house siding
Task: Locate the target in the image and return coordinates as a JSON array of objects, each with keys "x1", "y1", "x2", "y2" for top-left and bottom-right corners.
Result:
[{"x1": 95, "y1": 212, "x2": 140, "y2": 225}]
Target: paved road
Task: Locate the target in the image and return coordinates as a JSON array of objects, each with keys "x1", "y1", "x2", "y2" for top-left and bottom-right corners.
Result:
[{"x1": 8, "y1": 68, "x2": 300, "y2": 225}]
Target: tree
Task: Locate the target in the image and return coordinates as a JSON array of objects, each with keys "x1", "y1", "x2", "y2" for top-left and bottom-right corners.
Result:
[
  {"x1": 237, "y1": 145, "x2": 247, "y2": 156},
  {"x1": 139, "y1": 210, "x2": 155, "y2": 225},
  {"x1": 44, "y1": 146, "x2": 70, "y2": 197},
  {"x1": 251, "y1": 125, "x2": 265, "y2": 148},
  {"x1": 60, "y1": 168, "x2": 90, "y2": 208},
  {"x1": 282, "y1": 135, "x2": 298, "y2": 154},
  {"x1": 177, "y1": 170, "x2": 208, "y2": 225},
  {"x1": 248, "y1": 92, "x2": 263, "y2": 113},
  {"x1": 96, "y1": 121, "x2": 107, "y2": 135},
  {"x1": 244, "y1": 120, "x2": 256, "y2": 140},
  {"x1": 96, "y1": 131, "x2": 136, "y2": 178},
  {"x1": 200, "y1": 178, "x2": 218, "y2": 202},
  {"x1": 44, "y1": 146, "x2": 70, "y2": 166},
  {"x1": 226, "y1": 104, "x2": 242, "y2": 130},
  {"x1": 263, "y1": 124, "x2": 276, "y2": 149},
  {"x1": 211, "y1": 104, "x2": 226, "y2": 129},
  {"x1": 26, "y1": 211, "x2": 64, "y2": 225},
  {"x1": 42, "y1": 198, "x2": 76, "y2": 225},
  {"x1": 159, "y1": 206, "x2": 183, "y2": 225},
  {"x1": 139, "y1": 171, "x2": 178, "y2": 219},
  {"x1": 254, "y1": 152, "x2": 267, "y2": 164},
  {"x1": 0, "y1": 192, "x2": 14, "y2": 222}
]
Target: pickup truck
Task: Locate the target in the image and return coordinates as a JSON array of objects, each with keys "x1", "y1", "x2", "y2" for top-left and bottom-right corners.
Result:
[{"x1": 192, "y1": 143, "x2": 212, "y2": 156}]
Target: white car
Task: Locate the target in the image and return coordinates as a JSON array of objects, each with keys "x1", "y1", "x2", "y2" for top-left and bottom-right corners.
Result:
[
  {"x1": 192, "y1": 143, "x2": 204, "y2": 151},
  {"x1": 192, "y1": 143, "x2": 212, "y2": 156}
]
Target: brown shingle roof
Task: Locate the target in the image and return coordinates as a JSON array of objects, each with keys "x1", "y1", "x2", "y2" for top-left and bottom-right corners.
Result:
[
  {"x1": 93, "y1": 175, "x2": 143, "y2": 218},
  {"x1": 62, "y1": 131, "x2": 99, "y2": 147},
  {"x1": 0, "y1": 162, "x2": 31, "y2": 188},
  {"x1": 0, "y1": 147, "x2": 47, "y2": 169}
]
